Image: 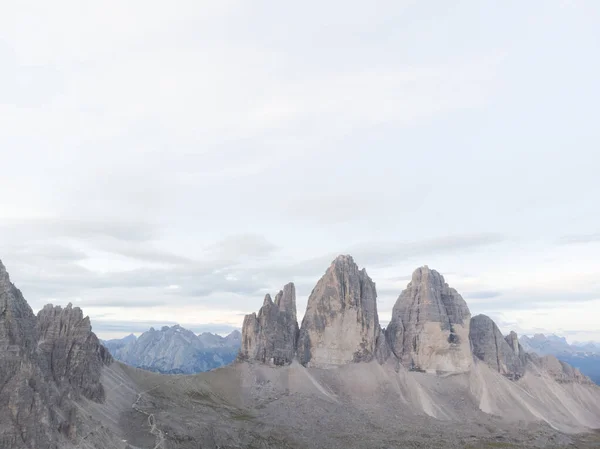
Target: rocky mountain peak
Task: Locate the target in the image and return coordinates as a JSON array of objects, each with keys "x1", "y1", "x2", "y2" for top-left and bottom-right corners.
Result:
[
  {"x1": 36, "y1": 302, "x2": 112, "y2": 401},
  {"x1": 263, "y1": 293, "x2": 273, "y2": 307},
  {"x1": 0, "y1": 258, "x2": 8, "y2": 279},
  {"x1": 297, "y1": 255, "x2": 387, "y2": 367},
  {"x1": 238, "y1": 282, "x2": 299, "y2": 366},
  {"x1": 274, "y1": 282, "x2": 297, "y2": 318},
  {"x1": 385, "y1": 266, "x2": 472, "y2": 373},
  {"x1": 469, "y1": 314, "x2": 526, "y2": 379},
  {"x1": 505, "y1": 330, "x2": 521, "y2": 356}
]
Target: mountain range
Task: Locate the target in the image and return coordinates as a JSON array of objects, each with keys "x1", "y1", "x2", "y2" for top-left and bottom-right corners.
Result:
[
  {"x1": 101, "y1": 327, "x2": 241, "y2": 374},
  {"x1": 1, "y1": 255, "x2": 599, "y2": 448}
]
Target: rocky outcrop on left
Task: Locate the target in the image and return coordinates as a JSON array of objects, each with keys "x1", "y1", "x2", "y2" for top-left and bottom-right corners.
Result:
[
  {"x1": 470, "y1": 314, "x2": 527, "y2": 379},
  {"x1": 239, "y1": 282, "x2": 299, "y2": 366},
  {"x1": 0, "y1": 259, "x2": 112, "y2": 448},
  {"x1": 36, "y1": 303, "x2": 112, "y2": 401},
  {"x1": 386, "y1": 266, "x2": 472, "y2": 373},
  {"x1": 297, "y1": 255, "x2": 386, "y2": 367}
]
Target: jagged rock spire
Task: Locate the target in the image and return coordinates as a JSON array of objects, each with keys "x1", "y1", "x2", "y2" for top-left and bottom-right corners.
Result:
[
  {"x1": 238, "y1": 282, "x2": 299, "y2": 366},
  {"x1": 36, "y1": 303, "x2": 112, "y2": 401},
  {"x1": 386, "y1": 266, "x2": 472, "y2": 373},
  {"x1": 505, "y1": 330, "x2": 521, "y2": 357},
  {"x1": 297, "y1": 255, "x2": 388, "y2": 367}
]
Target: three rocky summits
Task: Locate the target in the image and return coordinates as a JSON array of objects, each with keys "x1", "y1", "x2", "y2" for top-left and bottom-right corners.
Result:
[
  {"x1": 239, "y1": 255, "x2": 590, "y2": 383},
  {"x1": 1, "y1": 254, "x2": 598, "y2": 449}
]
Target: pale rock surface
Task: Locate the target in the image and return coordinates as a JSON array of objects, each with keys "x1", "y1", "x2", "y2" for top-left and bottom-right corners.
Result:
[
  {"x1": 297, "y1": 255, "x2": 386, "y2": 367},
  {"x1": 386, "y1": 266, "x2": 472, "y2": 372},
  {"x1": 530, "y1": 353, "x2": 593, "y2": 384},
  {"x1": 239, "y1": 282, "x2": 299, "y2": 365},
  {"x1": 469, "y1": 314, "x2": 526, "y2": 379}
]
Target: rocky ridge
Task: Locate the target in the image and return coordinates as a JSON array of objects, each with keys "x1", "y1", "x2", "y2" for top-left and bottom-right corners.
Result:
[{"x1": 238, "y1": 255, "x2": 594, "y2": 386}]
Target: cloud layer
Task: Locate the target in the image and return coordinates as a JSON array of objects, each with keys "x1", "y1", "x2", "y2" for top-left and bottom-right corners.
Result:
[{"x1": 1, "y1": 1, "x2": 599, "y2": 340}]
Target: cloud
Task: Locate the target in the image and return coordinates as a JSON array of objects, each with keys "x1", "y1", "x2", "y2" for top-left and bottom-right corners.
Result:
[
  {"x1": 468, "y1": 290, "x2": 600, "y2": 313},
  {"x1": 1, "y1": 1, "x2": 599, "y2": 341},
  {"x1": 282, "y1": 193, "x2": 389, "y2": 224},
  {"x1": 98, "y1": 240, "x2": 195, "y2": 265},
  {"x1": 71, "y1": 298, "x2": 167, "y2": 309},
  {"x1": 206, "y1": 234, "x2": 279, "y2": 259},
  {"x1": 0, "y1": 218, "x2": 157, "y2": 242},
  {"x1": 557, "y1": 233, "x2": 600, "y2": 244},
  {"x1": 463, "y1": 290, "x2": 502, "y2": 299},
  {"x1": 1, "y1": 242, "x2": 88, "y2": 263},
  {"x1": 236, "y1": 234, "x2": 507, "y2": 296},
  {"x1": 350, "y1": 233, "x2": 507, "y2": 267}
]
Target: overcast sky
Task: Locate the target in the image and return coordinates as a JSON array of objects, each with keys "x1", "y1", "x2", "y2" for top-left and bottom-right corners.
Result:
[{"x1": 1, "y1": 1, "x2": 599, "y2": 342}]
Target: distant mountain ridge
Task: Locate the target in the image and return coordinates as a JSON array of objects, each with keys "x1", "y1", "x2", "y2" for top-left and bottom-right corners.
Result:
[
  {"x1": 520, "y1": 333, "x2": 600, "y2": 356},
  {"x1": 101, "y1": 326, "x2": 241, "y2": 374}
]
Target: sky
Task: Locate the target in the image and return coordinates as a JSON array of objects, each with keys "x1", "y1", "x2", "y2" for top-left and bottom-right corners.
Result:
[{"x1": 1, "y1": 1, "x2": 599, "y2": 341}]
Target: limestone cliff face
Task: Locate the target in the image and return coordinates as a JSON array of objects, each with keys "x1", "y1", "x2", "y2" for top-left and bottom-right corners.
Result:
[
  {"x1": 386, "y1": 266, "x2": 472, "y2": 373},
  {"x1": 297, "y1": 255, "x2": 386, "y2": 367},
  {"x1": 239, "y1": 282, "x2": 299, "y2": 365},
  {"x1": 470, "y1": 314, "x2": 527, "y2": 379}
]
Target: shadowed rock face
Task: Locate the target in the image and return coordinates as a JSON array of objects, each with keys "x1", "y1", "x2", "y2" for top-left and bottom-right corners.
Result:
[
  {"x1": 298, "y1": 255, "x2": 387, "y2": 367},
  {"x1": 239, "y1": 283, "x2": 299, "y2": 366},
  {"x1": 386, "y1": 266, "x2": 472, "y2": 372},
  {"x1": 470, "y1": 314, "x2": 526, "y2": 379}
]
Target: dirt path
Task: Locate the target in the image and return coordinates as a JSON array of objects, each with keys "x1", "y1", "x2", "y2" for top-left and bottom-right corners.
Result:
[{"x1": 131, "y1": 386, "x2": 166, "y2": 449}]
